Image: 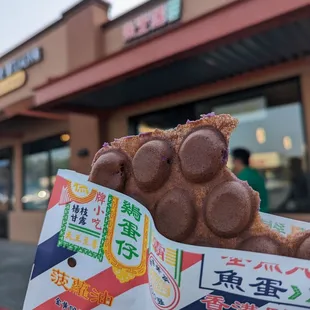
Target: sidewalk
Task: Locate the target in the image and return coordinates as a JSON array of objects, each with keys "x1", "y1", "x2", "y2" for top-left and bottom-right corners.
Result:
[{"x1": 0, "y1": 239, "x2": 36, "y2": 310}]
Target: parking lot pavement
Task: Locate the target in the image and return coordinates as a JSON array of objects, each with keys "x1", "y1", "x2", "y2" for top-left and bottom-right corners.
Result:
[{"x1": 0, "y1": 239, "x2": 36, "y2": 310}]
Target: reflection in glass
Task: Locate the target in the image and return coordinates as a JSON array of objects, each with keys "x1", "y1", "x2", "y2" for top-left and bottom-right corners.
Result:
[
  {"x1": 226, "y1": 102, "x2": 306, "y2": 212},
  {"x1": 23, "y1": 134, "x2": 70, "y2": 210},
  {"x1": 132, "y1": 104, "x2": 196, "y2": 135},
  {"x1": 131, "y1": 83, "x2": 307, "y2": 213},
  {"x1": 51, "y1": 147, "x2": 70, "y2": 186},
  {"x1": 23, "y1": 152, "x2": 49, "y2": 210},
  {"x1": 0, "y1": 159, "x2": 11, "y2": 212}
]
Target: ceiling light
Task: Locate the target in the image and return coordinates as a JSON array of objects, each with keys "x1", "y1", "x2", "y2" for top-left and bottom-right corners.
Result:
[
  {"x1": 60, "y1": 134, "x2": 70, "y2": 142},
  {"x1": 256, "y1": 127, "x2": 266, "y2": 144},
  {"x1": 283, "y1": 136, "x2": 292, "y2": 150}
]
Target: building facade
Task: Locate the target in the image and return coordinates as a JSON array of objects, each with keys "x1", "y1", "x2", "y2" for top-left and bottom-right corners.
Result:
[{"x1": 2, "y1": 0, "x2": 310, "y2": 243}]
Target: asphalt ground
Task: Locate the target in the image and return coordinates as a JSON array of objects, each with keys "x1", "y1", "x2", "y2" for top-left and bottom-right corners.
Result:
[{"x1": 0, "y1": 240, "x2": 36, "y2": 310}]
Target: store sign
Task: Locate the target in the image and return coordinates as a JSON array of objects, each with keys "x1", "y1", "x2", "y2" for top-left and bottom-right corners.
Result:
[
  {"x1": 227, "y1": 152, "x2": 283, "y2": 171},
  {"x1": 123, "y1": 0, "x2": 182, "y2": 42},
  {"x1": 0, "y1": 70, "x2": 27, "y2": 97},
  {"x1": 250, "y1": 152, "x2": 283, "y2": 169},
  {"x1": 0, "y1": 47, "x2": 43, "y2": 81}
]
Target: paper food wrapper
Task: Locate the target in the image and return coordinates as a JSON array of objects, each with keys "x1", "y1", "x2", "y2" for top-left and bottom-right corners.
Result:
[{"x1": 23, "y1": 170, "x2": 310, "y2": 310}]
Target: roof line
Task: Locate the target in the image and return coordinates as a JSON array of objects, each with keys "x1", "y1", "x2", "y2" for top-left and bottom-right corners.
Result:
[
  {"x1": 35, "y1": 0, "x2": 309, "y2": 92},
  {"x1": 34, "y1": 22, "x2": 181, "y2": 91},
  {"x1": 0, "y1": 18, "x2": 63, "y2": 60},
  {"x1": 0, "y1": 0, "x2": 110, "y2": 61},
  {"x1": 62, "y1": 0, "x2": 110, "y2": 18},
  {"x1": 34, "y1": 0, "x2": 310, "y2": 106}
]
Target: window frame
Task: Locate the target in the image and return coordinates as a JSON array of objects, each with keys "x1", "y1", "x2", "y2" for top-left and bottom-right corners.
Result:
[
  {"x1": 22, "y1": 134, "x2": 70, "y2": 211},
  {"x1": 0, "y1": 147, "x2": 13, "y2": 211},
  {"x1": 128, "y1": 77, "x2": 308, "y2": 213}
]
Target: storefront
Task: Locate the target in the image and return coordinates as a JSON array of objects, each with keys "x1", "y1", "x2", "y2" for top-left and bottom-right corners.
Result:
[
  {"x1": 0, "y1": 148, "x2": 13, "y2": 238},
  {"x1": 2, "y1": 0, "x2": 310, "y2": 243},
  {"x1": 130, "y1": 78, "x2": 306, "y2": 213},
  {"x1": 22, "y1": 135, "x2": 70, "y2": 210}
]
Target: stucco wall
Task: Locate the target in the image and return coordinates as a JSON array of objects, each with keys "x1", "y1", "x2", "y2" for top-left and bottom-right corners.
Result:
[
  {"x1": 0, "y1": 24, "x2": 68, "y2": 109},
  {"x1": 7, "y1": 119, "x2": 69, "y2": 243},
  {"x1": 101, "y1": 0, "x2": 240, "y2": 56},
  {"x1": 66, "y1": 4, "x2": 108, "y2": 71}
]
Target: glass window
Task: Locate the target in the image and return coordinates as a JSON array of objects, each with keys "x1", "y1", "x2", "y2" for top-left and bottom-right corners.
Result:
[
  {"x1": 130, "y1": 78, "x2": 308, "y2": 213},
  {"x1": 195, "y1": 78, "x2": 307, "y2": 214},
  {"x1": 23, "y1": 152, "x2": 49, "y2": 210},
  {"x1": 50, "y1": 147, "x2": 70, "y2": 186},
  {"x1": 130, "y1": 104, "x2": 196, "y2": 134},
  {"x1": 223, "y1": 101, "x2": 305, "y2": 213},
  {"x1": 23, "y1": 134, "x2": 70, "y2": 210},
  {"x1": 0, "y1": 148, "x2": 13, "y2": 212}
]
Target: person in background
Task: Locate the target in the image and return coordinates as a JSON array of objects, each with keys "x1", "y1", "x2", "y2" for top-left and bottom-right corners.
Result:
[{"x1": 232, "y1": 148, "x2": 269, "y2": 213}]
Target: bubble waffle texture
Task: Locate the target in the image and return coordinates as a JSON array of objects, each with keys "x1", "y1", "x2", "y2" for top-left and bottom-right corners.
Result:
[
  {"x1": 89, "y1": 114, "x2": 309, "y2": 259},
  {"x1": 287, "y1": 231, "x2": 310, "y2": 259}
]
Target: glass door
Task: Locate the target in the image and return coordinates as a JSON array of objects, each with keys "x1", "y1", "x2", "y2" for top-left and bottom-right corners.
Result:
[{"x1": 0, "y1": 148, "x2": 12, "y2": 238}]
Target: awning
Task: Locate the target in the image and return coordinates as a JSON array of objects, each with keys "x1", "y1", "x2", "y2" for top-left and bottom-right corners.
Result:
[
  {"x1": 0, "y1": 107, "x2": 68, "y2": 139},
  {"x1": 34, "y1": 0, "x2": 310, "y2": 110}
]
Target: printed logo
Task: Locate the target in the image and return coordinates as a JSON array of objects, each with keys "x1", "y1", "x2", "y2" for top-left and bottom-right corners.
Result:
[
  {"x1": 67, "y1": 181, "x2": 97, "y2": 204},
  {"x1": 104, "y1": 198, "x2": 149, "y2": 283},
  {"x1": 57, "y1": 190, "x2": 109, "y2": 261},
  {"x1": 148, "y1": 253, "x2": 180, "y2": 310}
]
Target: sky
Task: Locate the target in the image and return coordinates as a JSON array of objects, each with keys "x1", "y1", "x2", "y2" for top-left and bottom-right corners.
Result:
[{"x1": 0, "y1": 0, "x2": 148, "y2": 57}]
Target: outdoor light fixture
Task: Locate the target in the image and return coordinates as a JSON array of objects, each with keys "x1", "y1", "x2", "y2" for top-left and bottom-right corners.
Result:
[{"x1": 60, "y1": 133, "x2": 70, "y2": 142}]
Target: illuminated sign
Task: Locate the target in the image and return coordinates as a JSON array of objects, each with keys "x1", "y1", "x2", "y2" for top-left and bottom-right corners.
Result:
[
  {"x1": 0, "y1": 47, "x2": 43, "y2": 80},
  {"x1": 0, "y1": 70, "x2": 27, "y2": 97},
  {"x1": 123, "y1": 0, "x2": 181, "y2": 42},
  {"x1": 250, "y1": 152, "x2": 283, "y2": 169}
]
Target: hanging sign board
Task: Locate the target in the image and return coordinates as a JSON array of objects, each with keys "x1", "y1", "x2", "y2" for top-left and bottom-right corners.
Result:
[{"x1": 123, "y1": 0, "x2": 182, "y2": 42}]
